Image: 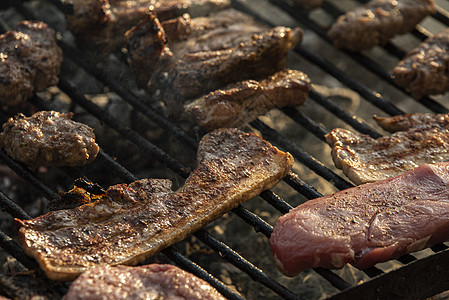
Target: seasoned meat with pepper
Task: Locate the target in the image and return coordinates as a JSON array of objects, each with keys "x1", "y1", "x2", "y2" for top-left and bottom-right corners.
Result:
[
  {"x1": 65, "y1": 0, "x2": 231, "y2": 53},
  {"x1": 0, "y1": 111, "x2": 99, "y2": 167},
  {"x1": 325, "y1": 113, "x2": 449, "y2": 184},
  {"x1": 328, "y1": 0, "x2": 435, "y2": 51},
  {"x1": 391, "y1": 28, "x2": 449, "y2": 99},
  {"x1": 0, "y1": 21, "x2": 62, "y2": 106},
  {"x1": 125, "y1": 9, "x2": 302, "y2": 107},
  {"x1": 271, "y1": 161, "x2": 449, "y2": 276},
  {"x1": 16, "y1": 128, "x2": 293, "y2": 281},
  {"x1": 65, "y1": 264, "x2": 226, "y2": 300},
  {"x1": 185, "y1": 69, "x2": 311, "y2": 131}
]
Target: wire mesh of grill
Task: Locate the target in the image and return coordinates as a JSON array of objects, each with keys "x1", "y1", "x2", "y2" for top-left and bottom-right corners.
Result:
[{"x1": 0, "y1": 0, "x2": 449, "y2": 299}]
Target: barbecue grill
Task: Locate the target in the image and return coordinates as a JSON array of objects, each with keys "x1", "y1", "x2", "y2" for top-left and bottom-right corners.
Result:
[{"x1": 1, "y1": 0, "x2": 449, "y2": 299}]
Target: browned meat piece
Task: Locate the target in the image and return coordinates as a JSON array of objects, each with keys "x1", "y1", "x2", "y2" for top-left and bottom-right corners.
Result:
[
  {"x1": 270, "y1": 161, "x2": 449, "y2": 277},
  {"x1": 294, "y1": 0, "x2": 322, "y2": 10},
  {"x1": 328, "y1": 0, "x2": 435, "y2": 51},
  {"x1": 185, "y1": 69, "x2": 311, "y2": 131},
  {"x1": 65, "y1": 264, "x2": 226, "y2": 299},
  {"x1": 0, "y1": 111, "x2": 99, "y2": 167},
  {"x1": 65, "y1": 0, "x2": 231, "y2": 53},
  {"x1": 16, "y1": 128, "x2": 293, "y2": 281},
  {"x1": 373, "y1": 112, "x2": 449, "y2": 132},
  {"x1": 125, "y1": 9, "x2": 303, "y2": 106},
  {"x1": 325, "y1": 113, "x2": 449, "y2": 184},
  {"x1": 0, "y1": 21, "x2": 62, "y2": 106},
  {"x1": 391, "y1": 28, "x2": 449, "y2": 99}
]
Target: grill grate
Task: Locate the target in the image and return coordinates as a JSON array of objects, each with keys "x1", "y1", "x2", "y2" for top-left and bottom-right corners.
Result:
[{"x1": 1, "y1": 0, "x2": 449, "y2": 299}]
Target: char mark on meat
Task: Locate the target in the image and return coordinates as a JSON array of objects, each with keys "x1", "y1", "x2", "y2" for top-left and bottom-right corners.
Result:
[
  {"x1": 270, "y1": 161, "x2": 449, "y2": 277},
  {"x1": 328, "y1": 0, "x2": 435, "y2": 51},
  {"x1": 184, "y1": 69, "x2": 311, "y2": 131},
  {"x1": 16, "y1": 128, "x2": 293, "y2": 281},
  {"x1": 325, "y1": 113, "x2": 449, "y2": 184},
  {"x1": 391, "y1": 28, "x2": 449, "y2": 99},
  {"x1": 0, "y1": 21, "x2": 62, "y2": 106},
  {"x1": 125, "y1": 9, "x2": 303, "y2": 113},
  {"x1": 0, "y1": 111, "x2": 99, "y2": 167},
  {"x1": 65, "y1": 264, "x2": 227, "y2": 299},
  {"x1": 65, "y1": 0, "x2": 231, "y2": 53}
]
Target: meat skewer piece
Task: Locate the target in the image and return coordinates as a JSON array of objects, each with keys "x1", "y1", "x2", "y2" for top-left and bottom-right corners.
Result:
[
  {"x1": 16, "y1": 128, "x2": 293, "y2": 281},
  {"x1": 0, "y1": 21, "x2": 63, "y2": 106},
  {"x1": 270, "y1": 161, "x2": 449, "y2": 277},
  {"x1": 391, "y1": 28, "x2": 449, "y2": 99},
  {"x1": 125, "y1": 9, "x2": 303, "y2": 104},
  {"x1": 0, "y1": 111, "x2": 99, "y2": 167},
  {"x1": 184, "y1": 69, "x2": 311, "y2": 131},
  {"x1": 64, "y1": 0, "x2": 231, "y2": 53},
  {"x1": 325, "y1": 113, "x2": 449, "y2": 185},
  {"x1": 64, "y1": 264, "x2": 227, "y2": 300},
  {"x1": 328, "y1": 0, "x2": 435, "y2": 51}
]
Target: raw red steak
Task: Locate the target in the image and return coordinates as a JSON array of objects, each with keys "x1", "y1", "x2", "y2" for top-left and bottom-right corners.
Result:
[{"x1": 270, "y1": 162, "x2": 449, "y2": 277}]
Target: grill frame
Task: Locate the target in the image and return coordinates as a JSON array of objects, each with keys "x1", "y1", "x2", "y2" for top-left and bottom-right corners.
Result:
[{"x1": 0, "y1": 0, "x2": 449, "y2": 299}]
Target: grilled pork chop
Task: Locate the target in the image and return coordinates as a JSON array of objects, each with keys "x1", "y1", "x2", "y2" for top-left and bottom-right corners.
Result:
[
  {"x1": 65, "y1": 264, "x2": 226, "y2": 299},
  {"x1": 325, "y1": 113, "x2": 449, "y2": 185},
  {"x1": 65, "y1": 0, "x2": 231, "y2": 53},
  {"x1": 328, "y1": 0, "x2": 435, "y2": 51},
  {"x1": 0, "y1": 21, "x2": 62, "y2": 106},
  {"x1": 16, "y1": 128, "x2": 293, "y2": 281},
  {"x1": 392, "y1": 28, "x2": 449, "y2": 99},
  {"x1": 125, "y1": 9, "x2": 302, "y2": 106},
  {"x1": 0, "y1": 111, "x2": 99, "y2": 167},
  {"x1": 184, "y1": 69, "x2": 311, "y2": 131},
  {"x1": 270, "y1": 161, "x2": 449, "y2": 277}
]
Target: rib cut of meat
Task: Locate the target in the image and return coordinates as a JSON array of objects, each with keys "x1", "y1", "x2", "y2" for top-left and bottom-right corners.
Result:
[
  {"x1": 64, "y1": 264, "x2": 226, "y2": 299},
  {"x1": 65, "y1": 0, "x2": 231, "y2": 53},
  {"x1": 391, "y1": 28, "x2": 449, "y2": 99},
  {"x1": 270, "y1": 161, "x2": 449, "y2": 277},
  {"x1": 328, "y1": 0, "x2": 435, "y2": 51},
  {"x1": 184, "y1": 69, "x2": 311, "y2": 131},
  {"x1": 125, "y1": 9, "x2": 302, "y2": 106},
  {"x1": 325, "y1": 113, "x2": 449, "y2": 184},
  {"x1": 16, "y1": 128, "x2": 293, "y2": 281}
]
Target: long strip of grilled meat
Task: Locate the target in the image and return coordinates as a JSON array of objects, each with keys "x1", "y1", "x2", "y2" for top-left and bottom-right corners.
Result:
[
  {"x1": 391, "y1": 28, "x2": 449, "y2": 99},
  {"x1": 325, "y1": 113, "x2": 449, "y2": 185},
  {"x1": 328, "y1": 0, "x2": 435, "y2": 51},
  {"x1": 16, "y1": 128, "x2": 293, "y2": 281},
  {"x1": 125, "y1": 9, "x2": 303, "y2": 106},
  {"x1": 184, "y1": 69, "x2": 311, "y2": 131},
  {"x1": 64, "y1": 0, "x2": 231, "y2": 53},
  {"x1": 65, "y1": 264, "x2": 227, "y2": 299},
  {"x1": 0, "y1": 21, "x2": 62, "y2": 106}
]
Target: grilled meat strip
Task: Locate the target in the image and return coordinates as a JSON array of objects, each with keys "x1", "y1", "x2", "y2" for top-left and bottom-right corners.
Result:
[
  {"x1": 65, "y1": 0, "x2": 231, "y2": 53},
  {"x1": 328, "y1": 0, "x2": 435, "y2": 51},
  {"x1": 0, "y1": 111, "x2": 99, "y2": 167},
  {"x1": 65, "y1": 264, "x2": 226, "y2": 299},
  {"x1": 325, "y1": 113, "x2": 449, "y2": 185},
  {"x1": 0, "y1": 21, "x2": 62, "y2": 106},
  {"x1": 391, "y1": 28, "x2": 449, "y2": 99},
  {"x1": 271, "y1": 161, "x2": 449, "y2": 277},
  {"x1": 125, "y1": 9, "x2": 302, "y2": 104},
  {"x1": 16, "y1": 128, "x2": 293, "y2": 281},
  {"x1": 184, "y1": 69, "x2": 311, "y2": 131}
]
